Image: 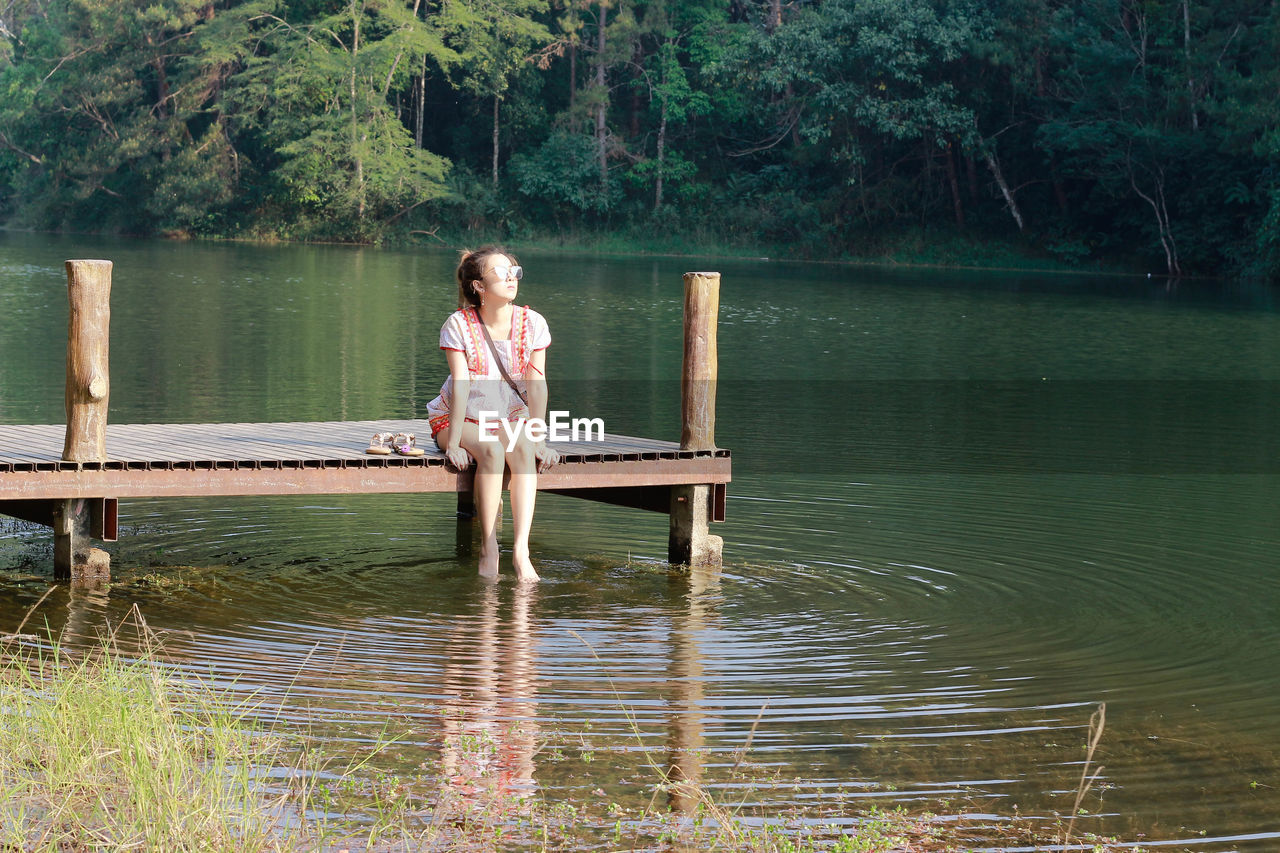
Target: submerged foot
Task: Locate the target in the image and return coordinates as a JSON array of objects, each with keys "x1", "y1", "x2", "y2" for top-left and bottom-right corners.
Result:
[
  {"x1": 512, "y1": 550, "x2": 540, "y2": 583},
  {"x1": 478, "y1": 545, "x2": 500, "y2": 579}
]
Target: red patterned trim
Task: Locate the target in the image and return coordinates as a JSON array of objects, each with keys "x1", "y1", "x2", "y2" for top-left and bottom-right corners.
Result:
[
  {"x1": 458, "y1": 306, "x2": 536, "y2": 377},
  {"x1": 511, "y1": 305, "x2": 531, "y2": 376},
  {"x1": 461, "y1": 308, "x2": 488, "y2": 375}
]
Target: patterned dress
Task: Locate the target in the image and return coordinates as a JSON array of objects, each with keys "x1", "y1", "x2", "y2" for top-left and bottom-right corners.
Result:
[{"x1": 426, "y1": 306, "x2": 551, "y2": 437}]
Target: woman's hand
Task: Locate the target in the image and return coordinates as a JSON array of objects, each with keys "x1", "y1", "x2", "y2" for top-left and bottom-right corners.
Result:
[
  {"x1": 534, "y1": 442, "x2": 559, "y2": 473},
  {"x1": 445, "y1": 445, "x2": 473, "y2": 471}
]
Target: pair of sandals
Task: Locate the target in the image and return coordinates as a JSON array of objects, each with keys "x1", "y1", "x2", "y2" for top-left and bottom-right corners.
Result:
[{"x1": 365, "y1": 432, "x2": 425, "y2": 456}]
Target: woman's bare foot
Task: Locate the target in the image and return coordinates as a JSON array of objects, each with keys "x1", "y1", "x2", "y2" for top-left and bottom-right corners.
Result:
[{"x1": 512, "y1": 549, "x2": 540, "y2": 583}]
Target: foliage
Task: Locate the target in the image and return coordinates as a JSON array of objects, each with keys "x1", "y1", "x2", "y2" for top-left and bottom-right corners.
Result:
[
  {"x1": 0, "y1": 0, "x2": 1277, "y2": 276},
  {"x1": 232, "y1": 0, "x2": 455, "y2": 239},
  {"x1": 509, "y1": 128, "x2": 620, "y2": 221}
]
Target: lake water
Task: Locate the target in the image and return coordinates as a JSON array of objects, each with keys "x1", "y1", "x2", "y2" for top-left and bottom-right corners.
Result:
[{"x1": 2, "y1": 231, "x2": 1279, "y2": 848}]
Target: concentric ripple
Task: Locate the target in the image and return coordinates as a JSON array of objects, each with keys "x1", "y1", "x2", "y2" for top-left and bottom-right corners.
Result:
[{"x1": 4, "y1": 467, "x2": 1278, "y2": 847}]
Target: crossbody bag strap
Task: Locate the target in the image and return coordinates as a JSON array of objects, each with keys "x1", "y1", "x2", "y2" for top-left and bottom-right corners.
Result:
[{"x1": 477, "y1": 316, "x2": 529, "y2": 405}]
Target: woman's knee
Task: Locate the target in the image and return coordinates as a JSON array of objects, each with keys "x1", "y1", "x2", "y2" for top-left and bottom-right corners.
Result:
[
  {"x1": 506, "y1": 437, "x2": 536, "y2": 472},
  {"x1": 471, "y1": 439, "x2": 505, "y2": 469}
]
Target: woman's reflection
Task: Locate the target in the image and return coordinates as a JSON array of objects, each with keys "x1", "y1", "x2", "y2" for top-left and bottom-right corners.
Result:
[{"x1": 437, "y1": 581, "x2": 539, "y2": 816}]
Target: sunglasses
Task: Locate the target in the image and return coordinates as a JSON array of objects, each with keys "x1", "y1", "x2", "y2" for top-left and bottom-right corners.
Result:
[{"x1": 490, "y1": 264, "x2": 523, "y2": 281}]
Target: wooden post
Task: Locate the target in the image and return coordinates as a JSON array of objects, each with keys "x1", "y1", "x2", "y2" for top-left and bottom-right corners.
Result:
[
  {"x1": 53, "y1": 499, "x2": 110, "y2": 581},
  {"x1": 58, "y1": 259, "x2": 112, "y2": 579},
  {"x1": 679, "y1": 272, "x2": 719, "y2": 450},
  {"x1": 669, "y1": 272, "x2": 723, "y2": 567},
  {"x1": 64, "y1": 260, "x2": 111, "y2": 462}
]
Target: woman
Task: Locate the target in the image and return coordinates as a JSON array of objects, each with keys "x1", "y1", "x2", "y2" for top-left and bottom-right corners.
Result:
[{"x1": 426, "y1": 247, "x2": 559, "y2": 581}]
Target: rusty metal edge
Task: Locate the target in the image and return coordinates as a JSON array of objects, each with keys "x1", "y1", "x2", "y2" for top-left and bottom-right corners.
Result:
[{"x1": 0, "y1": 457, "x2": 731, "y2": 500}]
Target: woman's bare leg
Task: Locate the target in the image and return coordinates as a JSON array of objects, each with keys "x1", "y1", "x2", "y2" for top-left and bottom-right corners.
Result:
[
  {"x1": 439, "y1": 421, "x2": 506, "y2": 578},
  {"x1": 506, "y1": 435, "x2": 539, "y2": 582}
]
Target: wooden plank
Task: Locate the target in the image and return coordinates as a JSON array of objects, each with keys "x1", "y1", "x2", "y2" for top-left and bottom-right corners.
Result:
[
  {"x1": 0, "y1": 421, "x2": 728, "y2": 504},
  {"x1": 0, "y1": 426, "x2": 62, "y2": 460},
  {"x1": 0, "y1": 421, "x2": 693, "y2": 463}
]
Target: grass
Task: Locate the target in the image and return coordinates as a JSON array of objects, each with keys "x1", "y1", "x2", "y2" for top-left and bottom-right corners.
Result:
[
  {"x1": 0, "y1": 606, "x2": 296, "y2": 850},
  {"x1": 0, "y1": 600, "x2": 1136, "y2": 852}
]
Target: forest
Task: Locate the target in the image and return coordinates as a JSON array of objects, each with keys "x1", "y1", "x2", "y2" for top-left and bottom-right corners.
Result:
[{"x1": 1, "y1": 0, "x2": 1277, "y2": 277}]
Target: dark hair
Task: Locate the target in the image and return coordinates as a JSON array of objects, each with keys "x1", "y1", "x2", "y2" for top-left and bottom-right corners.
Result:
[{"x1": 456, "y1": 246, "x2": 517, "y2": 309}]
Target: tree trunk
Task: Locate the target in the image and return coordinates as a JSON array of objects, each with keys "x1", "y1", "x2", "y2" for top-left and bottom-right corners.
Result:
[
  {"x1": 595, "y1": 4, "x2": 608, "y2": 189},
  {"x1": 945, "y1": 141, "x2": 965, "y2": 228},
  {"x1": 983, "y1": 147, "x2": 1024, "y2": 232},
  {"x1": 350, "y1": 0, "x2": 365, "y2": 220},
  {"x1": 569, "y1": 42, "x2": 577, "y2": 117},
  {"x1": 352, "y1": 74, "x2": 364, "y2": 220},
  {"x1": 655, "y1": 98, "x2": 668, "y2": 211},
  {"x1": 152, "y1": 57, "x2": 170, "y2": 119},
  {"x1": 1131, "y1": 166, "x2": 1181, "y2": 275},
  {"x1": 628, "y1": 44, "x2": 643, "y2": 139},
  {"x1": 786, "y1": 83, "x2": 799, "y2": 146},
  {"x1": 492, "y1": 94, "x2": 500, "y2": 187},
  {"x1": 415, "y1": 59, "x2": 426, "y2": 148},
  {"x1": 1052, "y1": 162, "x2": 1070, "y2": 217},
  {"x1": 64, "y1": 260, "x2": 111, "y2": 463},
  {"x1": 921, "y1": 138, "x2": 934, "y2": 226},
  {"x1": 680, "y1": 271, "x2": 719, "y2": 451},
  {"x1": 1183, "y1": 0, "x2": 1198, "y2": 130}
]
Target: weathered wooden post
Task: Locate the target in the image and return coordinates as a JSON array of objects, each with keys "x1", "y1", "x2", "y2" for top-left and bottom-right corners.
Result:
[
  {"x1": 64, "y1": 260, "x2": 111, "y2": 460},
  {"x1": 56, "y1": 259, "x2": 113, "y2": 580},
  {"x1": 669, "y1": 271, "x2": 723, "y2": 567}
]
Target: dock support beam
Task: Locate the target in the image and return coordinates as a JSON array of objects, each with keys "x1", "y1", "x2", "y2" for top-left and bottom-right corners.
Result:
[
  {"x1": 669, "y1": 271, "x2": 723, "y2": 568},
  {"x1": 53, "y1": 499, "x2": 111, "y2": 581},
  {"x1": 57, "y1": 259, "x2": 113, "y2": 580}
]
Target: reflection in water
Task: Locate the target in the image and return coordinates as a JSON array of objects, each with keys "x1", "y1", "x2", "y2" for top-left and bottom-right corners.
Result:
[
  {"x1": 664, "y1": 566, "x2": 716, "y2": 814},
  {"x1": 3, "y1": 528, "x2": 1280, "y2": 849},
  {"x1": 61, "y1": 580, "x2": 109, "y2": 645},
  {"x1": 437, "y1": 582, "x2": 539, "y2": 817}
]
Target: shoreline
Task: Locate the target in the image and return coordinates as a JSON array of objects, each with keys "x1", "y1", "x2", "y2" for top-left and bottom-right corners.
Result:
[{"x1": 1, "y1": 223, "x2": 1173, "y2": 280}]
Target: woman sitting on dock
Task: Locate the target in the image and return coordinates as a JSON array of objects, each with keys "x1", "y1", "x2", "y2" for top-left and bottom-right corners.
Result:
[{"x1": 427, "y1": 247, "x2": 559, "y2": 582}]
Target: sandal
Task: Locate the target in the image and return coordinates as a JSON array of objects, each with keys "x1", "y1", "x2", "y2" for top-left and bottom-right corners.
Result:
[
  {"x1": 365, "y1": 432, "x2": 394, "y2": 455},
  {"x1": 391, "y1": 432, "x2": 425, "y2": 456}
]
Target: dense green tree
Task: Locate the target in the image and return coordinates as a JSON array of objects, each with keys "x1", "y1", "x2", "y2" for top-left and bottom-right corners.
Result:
[
  {"x1": 0, "y1": 0, "x2": 1276, "y2": 276},
  {"x1": 0, "y1": 0, "x2": 222, "y2": 230},
  {"x1": 441, "y1": 0, "x2": 553, "y2": 186},
  {"x1": 1033, "y1": 0, "x2": 1275, "y2": 273},
  {"x1": 623, "y1": 0, "x2": 713, "y2": 211},
  {"x1": 231, "y1": 0, "x2": 454, "y2": 237},
  {"x1": 704, "y1": 0, "x2": 988, "y2": 241}
]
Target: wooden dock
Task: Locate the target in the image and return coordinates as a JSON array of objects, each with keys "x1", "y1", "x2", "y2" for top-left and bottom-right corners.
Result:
[
  {"x1": 0, "y1": 262, "x2": 729, "y2": 579},
  {"x1": 0, "y1": 420, "x2": 728, "y2": 503}
]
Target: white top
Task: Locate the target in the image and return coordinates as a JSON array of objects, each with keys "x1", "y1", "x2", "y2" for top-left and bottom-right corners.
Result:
[{"x1": 426, "y1": 307, "x2": 551, "y2": 426}]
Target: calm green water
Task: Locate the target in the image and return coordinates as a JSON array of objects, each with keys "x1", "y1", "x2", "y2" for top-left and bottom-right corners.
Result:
[{"x1": 2, "y1": 231, "x2": 1279, "y2": 847}]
